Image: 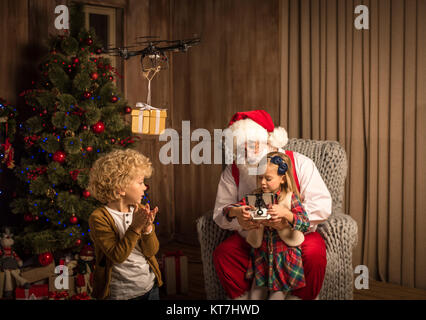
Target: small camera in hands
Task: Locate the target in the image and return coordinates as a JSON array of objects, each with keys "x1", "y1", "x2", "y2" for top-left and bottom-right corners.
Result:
[{"x1": 245, "y1": 193, "x2": 274, "y2": 220}]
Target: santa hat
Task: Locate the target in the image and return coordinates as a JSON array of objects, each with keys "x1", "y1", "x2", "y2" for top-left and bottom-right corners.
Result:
[
  {"x1": 79, "y1": 244, "x2": 94, "y2": 257},
  {"x1": 227, "y1": 110, "x2": 288, "y2": 149}
]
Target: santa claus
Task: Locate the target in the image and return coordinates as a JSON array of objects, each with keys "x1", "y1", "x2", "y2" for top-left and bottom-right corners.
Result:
[{"x1": 213, "y1": 109, "x2": 331, "y2": 300}]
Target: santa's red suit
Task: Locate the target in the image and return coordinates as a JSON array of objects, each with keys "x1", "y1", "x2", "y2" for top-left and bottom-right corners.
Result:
[{"x1": 212, "y1": 110, "x2": 331, "y2": 300}]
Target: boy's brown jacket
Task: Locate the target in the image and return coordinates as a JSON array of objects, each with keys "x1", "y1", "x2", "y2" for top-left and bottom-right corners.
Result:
[{"x1": 88, "y1": 206, "x2": 163, "y2": 300}]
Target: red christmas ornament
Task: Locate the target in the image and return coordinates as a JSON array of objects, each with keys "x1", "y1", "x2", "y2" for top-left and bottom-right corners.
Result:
[
  {"x1": 69, "y1": 215, "x2": 78, "y2": 224},
  {"x1": 124, "y1": 106, "x2": 132, "y2": 114},
  {"x1": 70, "y1": 169, "x2": 80, "y2": 181},
  {"x1": 95, "y1": 48, "x2": 103, "y2": 54},
  {"x1": 111, "y1": 138, "x2": 116, "y2": 144},
  {"x1": 24, "y1": 213, "x2": 33, "y2": 222},
  {"x1": 82, "y1": 190, "x2": 91, "y2": 198},
  {"x1": 73, "y1": 57, "x2": 79, "y2": 64},
  {"x1": 108, "y1": 75, "x2": 114, "y2": 81},
  {"x1": 92, "y1": 121, "x2": 105, "y2": 134},
  {"x1": 38, "y1": 252, "x2": 53, "y2": 266},
  {"x1": 86, "y1": 38, "x2": 93, "y2": 46},
  {"x1": 86, "y1": 146, "x2": 93, "y2": 152},
  {"x1": 75, "y1": 239, "x2": 82, "y2": 247},
  {"x1": 53, "y1": 151, "x2": 66, "y2": 164},
  {"x1": 110, "y1": 95, "x2": 118, "y2": 103},
  {"x1": 83, "y1": 91, "x2": 92, "y2": 99},
  {"x1": 90, "y1": 72, "x2": 99, "y2": 80}
]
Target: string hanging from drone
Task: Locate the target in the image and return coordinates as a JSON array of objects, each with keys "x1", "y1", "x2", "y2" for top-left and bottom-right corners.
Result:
[
  {"x1": 103, "y1": 36, "x2": 200, "y2": 106},
  {"x1": 140, "y1": 51, "x2": 167, "y2": 106}
]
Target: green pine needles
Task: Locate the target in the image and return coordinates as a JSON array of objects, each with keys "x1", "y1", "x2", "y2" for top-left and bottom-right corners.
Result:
[{"x1": 11, "y1": 25, "x2": 136, "y2": 254}]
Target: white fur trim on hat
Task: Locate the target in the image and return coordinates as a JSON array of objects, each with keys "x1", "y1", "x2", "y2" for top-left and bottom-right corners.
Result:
[
  {"x1": 229, "y1": 118, "x2": 269, "y2": 143},
  {"x1": 268, "y1": 127, "x2": 288, "y2": 148}
]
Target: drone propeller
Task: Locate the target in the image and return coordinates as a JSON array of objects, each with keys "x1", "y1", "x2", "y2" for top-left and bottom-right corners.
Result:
[{"x1": 103, "y1": 36, "x2": 201, "y2": 64}]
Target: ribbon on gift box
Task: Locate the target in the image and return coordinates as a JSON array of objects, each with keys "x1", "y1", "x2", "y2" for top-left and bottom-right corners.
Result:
[
  {"x1": 135, "y1": 103, "x2": 162, "y2": 134},
  {"x1": 49, "y1": 291, "x2": 69, "y2": 300},
  {"x1": 24, "y1": 289, "x2": 37, "y2": 300},
  {"x1": 71, "y1": 292, "x2": 91, "y2": 300},
  {"x1": 164, "y1": 250, "x2": 184, "y2": 294},
  {"x1": 17, "y1": 284, "x2": 49, "y2": 300}
]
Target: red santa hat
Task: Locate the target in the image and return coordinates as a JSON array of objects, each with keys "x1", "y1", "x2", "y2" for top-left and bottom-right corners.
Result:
[
  {"x1": 227, "y1": 110, "x2": 288, "y2": 149},
  {"x1": 79, "y1": 244, "x2": 94, "y2": 257}
]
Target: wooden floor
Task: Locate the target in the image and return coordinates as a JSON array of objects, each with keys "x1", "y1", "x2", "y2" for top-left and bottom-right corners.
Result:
[{"x1": 158, "y1": 241, "x2": 426, "y2": 300}]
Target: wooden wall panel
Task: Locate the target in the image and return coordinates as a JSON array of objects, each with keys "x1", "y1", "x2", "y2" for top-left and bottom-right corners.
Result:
[
  {"x1": 170, "y1": 0, "x2": 281, "y2": 242},
  {"x1": 0, "y1": 0, "x2": 29, "y2": 102},
  {"x1": 123, "y1": 0, "x2": 150, "y2": 106},
  {"x1": 171, "y1": 0, "x2": 280, "y2": 132},
  {"x1": 124, "y1": 0, "x2": 175, "y2": 241}
]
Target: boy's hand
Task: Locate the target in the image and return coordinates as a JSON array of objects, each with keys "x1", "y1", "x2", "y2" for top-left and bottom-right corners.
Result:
[
  {"x1": 131, "y1": 204, "x2": 158, "y2": 234},
  {"x1": 143, "y1": 205, "x2": 158, "y2": 234}
]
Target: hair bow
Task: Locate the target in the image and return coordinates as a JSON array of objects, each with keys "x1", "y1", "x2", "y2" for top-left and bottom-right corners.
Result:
[{"x1": 268, "y1": 156, "x2": 288, "y2": 175}]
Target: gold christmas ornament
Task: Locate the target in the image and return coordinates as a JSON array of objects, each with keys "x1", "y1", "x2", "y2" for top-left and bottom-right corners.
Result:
[
  {"x1": 65, "y1": 130, "x2": 75, "y2": 137},
  {"x1": 46, "y1": 188, "x2": 56, "y2": 199}
]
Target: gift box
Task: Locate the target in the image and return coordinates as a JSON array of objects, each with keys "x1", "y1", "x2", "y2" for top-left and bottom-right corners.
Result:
[
  {"x1": 71, "y1": 292, "x2": 91, "y2": 300},
  {"x1": 162, "y1": 250, "x2": 188, "y2": 295},
  {"x1": 48, "y1": 291, "x2": 70, "y2": 300},
  {"x1": 48, "y1": 258, "x2": 76, "y2": 297},
  {"x1": 131, "y1": 102, "x2": 167, "y2": 135},
  {"x1": 48, "y1": 274, "x2": 76, "y2": 297},
  {"x1": 15, "y1": 284, "x2": 48, "y2": 300},
  {"x1": 21, "y1": 262, "x2": 55, "y2": 283}
]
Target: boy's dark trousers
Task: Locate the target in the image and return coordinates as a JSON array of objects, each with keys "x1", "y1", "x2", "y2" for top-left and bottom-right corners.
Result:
[{"x1": 128, "y1": 281, "x2": 159, "y2": 300}]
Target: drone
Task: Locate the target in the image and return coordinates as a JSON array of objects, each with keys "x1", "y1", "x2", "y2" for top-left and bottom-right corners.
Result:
[{"x1": 103, "y1": 36, "x2": 201, "y2": 73}]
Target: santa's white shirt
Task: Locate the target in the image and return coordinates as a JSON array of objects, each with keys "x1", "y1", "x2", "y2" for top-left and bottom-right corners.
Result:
[
  {"x1": 105, "y1": 205, "x2": 156, "y2": 300},
  {"x1": 213, "y1": 150, "x2": 332, "y2": 238}
]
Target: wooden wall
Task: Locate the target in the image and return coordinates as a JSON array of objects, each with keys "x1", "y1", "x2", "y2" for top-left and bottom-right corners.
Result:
[
  {"x1": 168, "y1": 0, "x2": 280, "y2": 243},
  {"x1": 0, "y1": 0, "x2": 281, "y2": 244}
]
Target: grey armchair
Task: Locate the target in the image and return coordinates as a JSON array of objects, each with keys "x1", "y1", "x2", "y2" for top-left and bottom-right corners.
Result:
[{"x1": 196, "y1": 138, "x2": 358, "y2": 300}]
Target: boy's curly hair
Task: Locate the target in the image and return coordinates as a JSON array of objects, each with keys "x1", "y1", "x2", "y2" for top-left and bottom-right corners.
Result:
[{"x1": 88, "y1": 148, "x2": 152, "y2": 204}]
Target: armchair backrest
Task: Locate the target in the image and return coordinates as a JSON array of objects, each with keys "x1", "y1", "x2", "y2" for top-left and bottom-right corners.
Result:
[{"x1": 284, "y1": 138, "x2": 347, "y2": 213}]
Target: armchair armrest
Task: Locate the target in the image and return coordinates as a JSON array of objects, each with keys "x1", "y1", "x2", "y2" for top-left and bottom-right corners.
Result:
[{"x1": 317, "y1": 212, "x2": 358, "y2": 254}]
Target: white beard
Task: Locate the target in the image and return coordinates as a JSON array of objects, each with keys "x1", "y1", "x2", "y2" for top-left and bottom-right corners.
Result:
[
  {"x1": 236, "y1": 162, "x2": 259, "y2": 177},
  {"x1": 235, "y1": 144, "x2": 276, "y2": 176}
]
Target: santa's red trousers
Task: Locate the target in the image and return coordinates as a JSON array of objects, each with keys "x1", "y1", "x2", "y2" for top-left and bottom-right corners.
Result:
[{"x1": 213, "y1": 231, "x2": 327, "y2": 300}]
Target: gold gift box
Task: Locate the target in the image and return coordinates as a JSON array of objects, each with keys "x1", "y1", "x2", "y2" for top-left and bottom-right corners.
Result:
[{"x1": 131, "y1": 104, "x2": 167, "y2": 135}]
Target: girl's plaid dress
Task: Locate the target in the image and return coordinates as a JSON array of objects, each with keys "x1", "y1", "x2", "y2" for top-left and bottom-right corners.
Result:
[{"x1": 244, "y1": 191, "x2": 310, "y2": 292}]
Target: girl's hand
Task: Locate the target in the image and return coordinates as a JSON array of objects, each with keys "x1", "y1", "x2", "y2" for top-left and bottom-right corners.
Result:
[
  {"x1": 267, "y1": 204, "x2": 291, "y2": 223},
  {"x1": 262, "y1": 218, "x2": 289, "y2": 230},
  {"x1": 230, "y1": 205, "x2": 260, "y2": 230}
]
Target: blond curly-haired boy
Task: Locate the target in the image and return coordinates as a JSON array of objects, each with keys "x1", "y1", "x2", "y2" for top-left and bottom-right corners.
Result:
[{"x1": 87, "y1": 148, "x2": 162, "y2": 300}]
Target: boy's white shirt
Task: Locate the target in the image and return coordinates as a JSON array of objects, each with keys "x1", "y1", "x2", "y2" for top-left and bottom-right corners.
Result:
[
  {"x1": 213, "y1": 150, "x2": 332, "y2": 238},
  {"x1": 105, "y1": 205, "x2": 156, "y2": 300}
]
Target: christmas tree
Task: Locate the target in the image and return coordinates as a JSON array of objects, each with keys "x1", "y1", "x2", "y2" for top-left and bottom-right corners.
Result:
[{"x1": 10, "y1": 5, "x2": 137, "y2": 255}]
